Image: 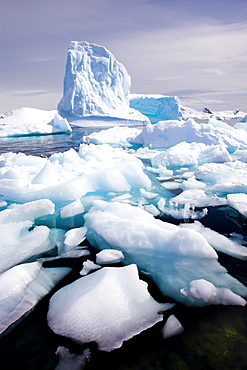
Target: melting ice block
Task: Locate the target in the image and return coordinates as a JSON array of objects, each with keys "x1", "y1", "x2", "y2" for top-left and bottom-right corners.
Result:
[
  {"x1": 0, "y1": 107, "x2": 71, "y2": 137},
  {"x1": 58, "y1": 41, "x2": 149, "y2": 124},
  {"x1": 0, "y1": 199, "x2": 63, "y2": 274},
  {"x1": 84, "y1": 200, "x2": 247, "y2": 306},
  {"x1": 161, "y1": 315, "x2": 184, "y2": 338},
  {"x1": 47, "y1": 264, "x2": 173, "y2": 351},
  {"x1": 0, "y1": 262, "x2": 71, "y2": 335},
  {"x1": 181, "y1": 279, "x2": 246, "y2": 306}
]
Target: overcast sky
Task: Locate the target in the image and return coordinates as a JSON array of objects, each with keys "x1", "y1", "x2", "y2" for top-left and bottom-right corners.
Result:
[{"x1": 1, "y1": 0, "x2": 247, "y2": 113}]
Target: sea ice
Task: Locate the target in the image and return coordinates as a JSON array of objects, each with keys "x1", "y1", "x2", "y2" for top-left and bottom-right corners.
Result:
[
  {"x1": 58, "y1": 41, "x2": 149, "y2": 124},
  {"x1": 161, "y1": 315, "x2": 184, "y2": 338},
  {"x1": 227, "y1": 193, "x2": 247, "y2": 218},
  {"x1": 81, "y1": 126, "x2": 142, "y2": 146},
  {"x1": 181, "y1": 279, "x2": 246, "y2": 306},
  {"x1": 151, "y1": 142, "x2": 231, "y2": 168},
  {"x1": 0, "y1": 262, "x2": 71, "y2": 335},
  {"x1": 0, "y1": 200, "x2": 63, "y2": 274},
  {"x1": 47, "y1": 264, "x2": 173, "y2": 351},
  {"x1": 0, "y1": 107, "x2": 71, "y2": 137},
  {"x1": 181, "y1": 221, "x2": 247, "y2": 260},
  {"x1": 130, "y1": 119, "x2": 247, "y2": 151},
  {"x1": 96, "y1": 249, "x2": 124, "y2": 264},
  {"x1": 84, "y1": 200, "x2": 247, "y2": 306}
]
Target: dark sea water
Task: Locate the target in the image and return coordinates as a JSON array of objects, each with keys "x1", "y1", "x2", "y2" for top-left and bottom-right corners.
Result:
[{"x1": 0, "y1": 128, "x2": 246, "y2": 370}]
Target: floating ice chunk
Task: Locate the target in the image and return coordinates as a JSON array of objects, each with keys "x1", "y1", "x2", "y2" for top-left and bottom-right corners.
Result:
[
  {"x1": 170, "y1": 189, "x2": 227, "y2": 208},
  {"x1": 82, "y1": 126, "x2": 142, "y2": 145},
  {"x1": 181, "y1": 177, "x2": 206, "y2": 190},
  {"x1": 31, "y1": 161, "x2": 58, "y2": 185},
  {"x1": 0, "y1": 107, "x2": 71, "y2": 137},
  {"x1": 64, "y1": 226, "x2": 87, "y2": 248},
  {"x1": 0, "y1": 262, "x2": 71, "y2": 335},
  {"x1": 140, "y1": 188, "x2": 158, "y2": 199},
  {"x1": 152, "y1": 142, "x2": 231, "y2": 168},
  {"x1": 181, "y1": 279, "x2": 246, "y2": 306},
  {"x1": 58, "y1": 41, "x2": 149, "y2": 124},
  {"x1": 161, "y1": 315, "x2": 184, "y2": 339},
  {"x1": 79, "y1": 260, "x2": 101, "y2": 275},
  {"x1": 0, "y1": 199, "x2": 54, "y2": 224},
  {"x1": 0, "y1": 220, "x2": 62, "y2": 274},
  {"x1": 227, "y1": 193, "x2": 247, "y2": 218},
  {"x1": 47, "y1": 264, "x2": 173, "y2": 351},
  {"x1": 129, "y1": 94, "x2": 183, "y2": 123},
  {"x1": 181, "y1": 221, "x2": 247, "y2": 260},
  {"x1": 84, "y1": 200, "x2": 247, "y2": 306},
  {"x1": 96, "y1": 249, "x2": 124, "y2": 264},
  {"x1": 130, "y1": 119, "x2": 247, "y2": 151},
  {"x1": 143, "y1": 204, "x2": 160, "y2": 216},
  {"x1": 55, "y1": 346, "x2": 91, "y2": 370},
  {"x1": 158, "y1": 198, "x2": 208, "y2": 220},
  {"x1": 60, "y1": 199, "x2": 85, "y2": 219}
]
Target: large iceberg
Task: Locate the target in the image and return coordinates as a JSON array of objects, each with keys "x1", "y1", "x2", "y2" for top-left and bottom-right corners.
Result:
[{"x1": 57, "y1": 41, "x2": 149, "y2": 124}]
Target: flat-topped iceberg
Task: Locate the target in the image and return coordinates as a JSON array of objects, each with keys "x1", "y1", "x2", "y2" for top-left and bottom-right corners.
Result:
[
  {"x1": 0, "y1": 107, "x2": 71, "y2": 137},
  {"x1": 129, "y1": 94, "x2": 183, "y2": 123},
  {"x1": 58, "y1": 41, "x2": 149, "y2": 124}
]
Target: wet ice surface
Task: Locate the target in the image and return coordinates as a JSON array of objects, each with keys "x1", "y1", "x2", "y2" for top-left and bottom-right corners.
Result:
[{"x1": 0, "y1": 124, "x2": 247, "y2": 369}]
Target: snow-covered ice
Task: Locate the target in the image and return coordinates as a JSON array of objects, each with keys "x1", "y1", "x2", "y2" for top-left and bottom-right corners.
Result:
[
  {"x1": 47, "y1": 264, "x2": 173, "y2": 351},
  {"x1": 0, "y1": 107, "x2": 71, "y2": 137},
  {"x1": 84, "y1": 200, "x2": 247, "y2": 306},
  {"x1": 0, "y1": 262, "x2": 71, "y2": 335},
  {"x1": 181, "y1": 279, "x2": 246, "y2": 306}
]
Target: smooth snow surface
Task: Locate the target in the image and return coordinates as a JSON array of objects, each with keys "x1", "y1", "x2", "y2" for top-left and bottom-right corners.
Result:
[
  {"x1": 0, "y1": 107, "x2": 71, "y2": 137},
  {"x1": 47, "y1": 264, "x2": 173, "y2": 351},
  {"x1": 58, "y1": 41, "x2": 149, "y2": 124}
]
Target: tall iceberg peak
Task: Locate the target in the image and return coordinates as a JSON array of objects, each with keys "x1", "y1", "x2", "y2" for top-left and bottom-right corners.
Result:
[{"x1": 58, "y1": 41, "x2": 149, "y2": 123}]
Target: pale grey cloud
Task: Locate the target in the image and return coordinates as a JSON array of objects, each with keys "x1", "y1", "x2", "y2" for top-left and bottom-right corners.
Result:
[{"x1": 1, "y1": 0, "x2": 247, "y2": 112}]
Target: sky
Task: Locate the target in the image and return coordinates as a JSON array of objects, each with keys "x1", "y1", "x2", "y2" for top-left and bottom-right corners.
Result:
[{"x1": 1, "y1": 0, "x2": 247, "y2": 113}]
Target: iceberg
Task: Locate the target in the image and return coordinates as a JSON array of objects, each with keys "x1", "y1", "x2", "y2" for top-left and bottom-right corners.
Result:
[
  {"x1": 84, "y1": 200, "x2": 247, "y2": 306},
  {"x1": 57, "y1": 41, "x2": 149, "y2": 124},
  {"x1": 0, "y1": 107, "x2": 71, "y2": 137},
  {"x1": 47, "y1": 264, "x2": 173, "y2": 351},
  {"x1": 129, "y1": 94, "x2": 183, "y2": 123}
]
